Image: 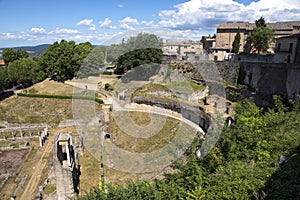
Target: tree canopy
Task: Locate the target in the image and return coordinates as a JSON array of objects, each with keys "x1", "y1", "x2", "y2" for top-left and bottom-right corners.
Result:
[
  {"x1": 2, "y1": 48, "x2": 29, "y2": 64},
  {"x1": 39, "y1": 40, "x2": 93, "y2": 81},
  {"x1": 114, "y1": 48, "x2": 163, "y2": 74},
  {"x1": 106, "y1": 33, "x2": 163, "y2": 63},
  {"x1": 7, "y1": 58, "x2": 45, "y2": 86},
  {"x1": 247, "y1": 17, "x2": 275, "y2": 54}
]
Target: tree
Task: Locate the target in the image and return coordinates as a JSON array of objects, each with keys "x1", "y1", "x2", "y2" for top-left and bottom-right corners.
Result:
[
  {"x1": 39, "y1": 40, "x2": 93, "y2": 81},
  {"x1": 0, "y1": 67, "x2": 10, "y2": 90},
  {"x1": 231, "y1": 28, "x2": 241, "y2": 53},
  {"x1": 255, "y1": 16, "x2": 266, "y2": 27},
  {"x1": 106, "y1": 33, "x2": 163, "y2": 64},
  {"x1": 247, "y1": 17, "x2": 275, "y2": 54},
  {"x1": 77, "y1": 47, "x2": 105, "y2": 78},
  {"x1": 8, "y1": 58, "x2": 45, "y2": 86},
  {"x1": 114, "y1": 48, "x2": 163, "y2": 74},
  {"x1": 2, "y1": 48, "x2": 29, "y2": 64}
]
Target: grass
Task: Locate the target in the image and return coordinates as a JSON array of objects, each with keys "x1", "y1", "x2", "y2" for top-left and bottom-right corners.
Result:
[
  {"x1": 0, "y1": 96, "x2": 73, "y2": 126},
  {"x1": 133, "y1": 83, "x2": 170, "y2": 97},
  {"x1": 25, "y1": 78, "x2": 74, "y2": 96},
  {"x1": 129, "y1": 111, "x2": 151, "y2": 126},
  {"x1": 79, "y1": 149, "x2": 100, "y2": 195},
  {"x1": 132, "y1": 82, "x2": 205, "y2": 99},
  {"x1": 43, "y1": 184, "x2": 56, "y2": 195},
  {"x1": 111, "y1": 112, "x2": 180, "y2": 153}
]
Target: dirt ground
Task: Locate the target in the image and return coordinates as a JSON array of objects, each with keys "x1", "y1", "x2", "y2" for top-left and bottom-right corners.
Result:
[{"x1": 0, "y1": 148, "x2": 30, "y2": 176}]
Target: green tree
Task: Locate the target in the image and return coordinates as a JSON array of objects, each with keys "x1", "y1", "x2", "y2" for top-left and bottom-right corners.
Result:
[
  {"x1": 106, "y1": 33, "x2": 162, "y2": 64},
  {"x1": 8, "y1": 58, "x2": 45, "y2": 86},
  {"x1": 39, "y1": 40, "x2": 93, "y2": 81},
  {"x1": 77, "y1": 46, "x2": 105, "y2": 78},
  {"x1": 255, "y1": 16, "x2": 266, "y2": 27},
  {"x1": 0, "y1": 67, "x2": 10, "y2": 90},
  {"x1": 231, "y1": 28, "x2": 241, "y2": 53},
  {"x1": 115, "y1": 48, "x2": 163, "y2": 74},
  {"x1": 247, "y1": 17, "x2": 275, "y2": 54},
  {"x1": 2, "y1": 48, "x2": 29, "y2": 64}
]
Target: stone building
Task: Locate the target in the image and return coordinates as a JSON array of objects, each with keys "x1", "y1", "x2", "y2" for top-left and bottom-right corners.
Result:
[
  {"x1": 212, "y1": 21, "x2": 300, "y2": 61},
  {"x1": 163, "y1": 40, "x2": 204, "y2": 61},
  {"x1": 274, "y1": 33, "x2": 300, "y2": 63}
]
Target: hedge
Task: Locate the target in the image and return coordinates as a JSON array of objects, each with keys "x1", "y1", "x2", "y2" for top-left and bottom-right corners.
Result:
[{"x1": 17, "y1": 93, "x2": 103, "y2": 104}]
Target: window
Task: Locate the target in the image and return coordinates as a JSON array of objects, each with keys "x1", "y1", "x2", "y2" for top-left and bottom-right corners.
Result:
[
  {"x1": 277, "y1": 43, "x2": 281, "y2": 52},
  {"x1": 289, "y1": 43, "x2": 294, "y2": 53}
]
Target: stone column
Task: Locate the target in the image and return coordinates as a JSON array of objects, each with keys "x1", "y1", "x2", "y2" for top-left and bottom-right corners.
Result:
[
  {"x1": 11, "y1": 129, "x2": 14, "y2": 139},
  {"x1": 19, "y1": 127, "x2": 23, "y2": 139},
  {"x1": 66, "y1": 144, "x2": 71, "y2": 167}
]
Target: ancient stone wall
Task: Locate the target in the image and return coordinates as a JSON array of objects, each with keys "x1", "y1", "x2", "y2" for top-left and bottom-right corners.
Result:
[{"x1": 239, "y1": 62, "x2": 300, "y2": 99}]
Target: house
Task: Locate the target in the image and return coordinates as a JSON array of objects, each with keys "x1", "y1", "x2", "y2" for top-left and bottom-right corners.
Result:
[
  {"x1": 212, "y1": 21, "x2": 300, "y2": 61},
  {"x1": 163, "y1": 40, "x2": 204, "y2": 61},
  {"x1": 274, "y1": 33, "x2": 300, "y2": 63},
  {"x1": 201, "y1": 35, "x2": 216, "y2": 52},
  {"x1": 0, "y1": 60, "x2": 6, "y2": 67}
]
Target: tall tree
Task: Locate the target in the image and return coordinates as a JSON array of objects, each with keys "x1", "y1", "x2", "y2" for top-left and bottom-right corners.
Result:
[
  {"x1": 2, "y1": 48, "x2": 29, "y2": 64},
  {"x1": 8, "y1": 58, "x2": 45, "y2": 86},
  {"x1": 106, "y1": 33, "x2": 163, "y2": 64},
  {"x1": 255, "y1": 16, "x2": 266, "y2": 27},
  {"x1": 231, "y1": 28, "x2": 241, "y2": 53},
  {"x1": 0, "y1": 67, "x2": 10, "y2": 90},
  {"x1": 247, "y1": 17, "x2": 275, "y2": 54},
  {"x1": 39, "y1": 40, "x2": 93, "y2": 81}
]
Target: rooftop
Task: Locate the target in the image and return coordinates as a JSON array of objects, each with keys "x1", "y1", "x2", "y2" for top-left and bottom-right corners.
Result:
[
  {"x1": 0, "y1": 60, "x2": 5, "y2": 66},
  {"x1": 218, "y1": 21, "x2": 300, "y2": 31}
]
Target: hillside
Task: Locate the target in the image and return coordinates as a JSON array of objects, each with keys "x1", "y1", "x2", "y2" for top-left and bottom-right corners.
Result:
[{"x1": 0, "y1": 44, "x2": 50, "y2": 58}]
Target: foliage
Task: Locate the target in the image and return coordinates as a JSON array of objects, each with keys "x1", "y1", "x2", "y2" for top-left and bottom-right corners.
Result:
[
  {"x1": 17, "y1": 93, "x2": 103, "y2": 104},
  {"x1": 231, "y1": 28, "x2": 241, "y2": 53},
  {"x1": 106, "y1": 33, "x2": 163, "y2": 63},
  {"x1": 0, "y1": 67, "x2": 10, "y2": 90},
  {"x1": 104, "y1": 83, "x2": 114, "y2": 91},
  {"x1": 7, "y1": 58, "x2": 45, "y2": 86},
  {"x1": 2, "y1": 48, "x2": 29, "y2": 64},
  {"x1": 114, "y1": 48, "x2": 163, "y2": 74},
  {"x1": 247, "y1": 17, "x2": 275, "y2": 54},
  {"x1": 255, "y1": 16, "x2": 266, "y2": 28},
  {"x1": 77, "y1": 47, "x2": 105, "y2": 78},
  {"x1": 80, "y1": 96, "x2": 300, "y2": 200},
  {"x1": 39, "y1": 40, "x2": 93, "y2": 81}
]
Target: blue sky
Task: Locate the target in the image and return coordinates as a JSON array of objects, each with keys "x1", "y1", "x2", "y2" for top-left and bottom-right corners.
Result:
[{"x1": 0, "y1": 0, "x2": 299, "y2": 47}]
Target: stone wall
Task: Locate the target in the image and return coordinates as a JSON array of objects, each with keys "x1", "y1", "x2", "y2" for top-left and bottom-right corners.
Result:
[
  {"x1": 239, "y1": 62, "x2": 300, "y2": 100},
  {"x1": 132, "y1": 96, "x2": 210, "y2": 131}
]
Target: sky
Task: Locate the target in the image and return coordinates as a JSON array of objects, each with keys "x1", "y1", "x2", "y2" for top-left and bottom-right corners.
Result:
[{"x1": 0, "y1": 0, "x2": 300, "y2": 47}]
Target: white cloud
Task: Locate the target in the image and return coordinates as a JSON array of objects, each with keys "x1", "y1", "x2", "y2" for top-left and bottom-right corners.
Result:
[
  {"x1": 76, "y1": 19, "x2": 96, "y2": 31},
  {"x1": 119, "y1": 17, "x2": 139, "y2": 30},
  {"x1": 157, "y1": 0, "x2": 300, "y2": 34},
  {"x1": 141, "y1": 20, "x2": 156, "y2": 27},
  {"x1": 49, "y1": 28, "x2": 80, "y2": 34},
  {"x1": 100, "y1": 18, "x2": 117, "y2": 29},
  {"x1": 120, "y1": 17, "x2": 139, "y2": 24},
  {"x1": 118, "y1": 4, "x2": 124, "y2": 8},
  {"x1": 30, "y1": 27, "x2": 46, "y2": 34}
]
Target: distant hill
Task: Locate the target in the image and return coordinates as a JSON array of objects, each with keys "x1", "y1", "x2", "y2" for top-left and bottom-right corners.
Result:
[{"x1": 0, "y1": 44, "x2": 50, "y2": 59}]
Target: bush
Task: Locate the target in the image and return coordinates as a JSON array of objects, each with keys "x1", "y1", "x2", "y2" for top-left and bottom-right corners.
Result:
[
  {"x1": 17, "y1": 93, "x2": 103, "y2": 104},
  {"x1": 102, "y1": 71, "x2": 113, "y2": 75}
]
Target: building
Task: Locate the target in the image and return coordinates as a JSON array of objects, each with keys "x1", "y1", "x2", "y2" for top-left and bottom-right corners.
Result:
[
  {"x1": 212, "y1": 21, "x2": 300, "y2": 61},
  {"x1": 0, "y1": 60, "x2": 5, "y2": 67},
  {"x1": 163, "y1": 40, "x2": 204, "y2": 61},
  {"x1": 201, "y1": 35, "x2": 216, "y2": 52},
  {"x1": 274, "y1": 33, "x2": 300, "y2": 63}
]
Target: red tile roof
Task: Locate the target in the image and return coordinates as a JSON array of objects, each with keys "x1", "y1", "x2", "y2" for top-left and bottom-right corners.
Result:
[{"x1": 0, "y1": 60, "x2": 5, "y2": 66}]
